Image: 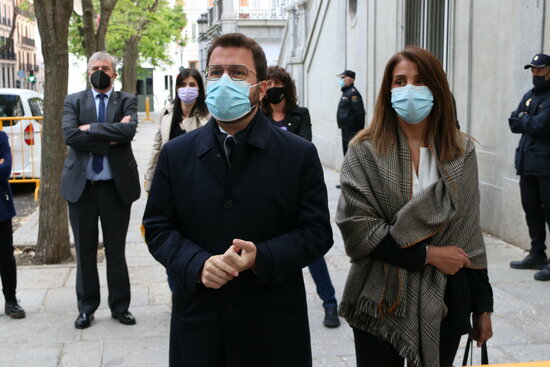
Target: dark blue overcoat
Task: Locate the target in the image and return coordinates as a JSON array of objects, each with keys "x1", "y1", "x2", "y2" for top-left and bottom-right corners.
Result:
[
  {"x1": 143, "y1": 111, "x2": 333, "y2": 367},
  {"x1": 0, "y1": 131, "x2": 15, "y2": 222}
]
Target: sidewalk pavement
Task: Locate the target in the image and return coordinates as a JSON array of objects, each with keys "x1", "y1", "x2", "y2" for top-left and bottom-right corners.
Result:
[{"x1": 3, "y1": 113, "x2": 550, "y2": 366}]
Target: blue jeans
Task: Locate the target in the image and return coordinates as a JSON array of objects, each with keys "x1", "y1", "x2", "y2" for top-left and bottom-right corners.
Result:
[{"x1": 308, "y1": 257, "x2": 337, "y2": 308}]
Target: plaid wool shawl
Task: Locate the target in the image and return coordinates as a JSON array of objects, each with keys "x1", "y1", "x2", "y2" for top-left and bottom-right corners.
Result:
[{"x1": 336, "y1": 131, "x2": 487, "y2": 367}]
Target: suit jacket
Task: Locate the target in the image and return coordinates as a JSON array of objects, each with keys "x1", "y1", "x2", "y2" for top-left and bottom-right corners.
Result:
[
  {"x1": 60, "y1": 89, "x2": 140, "y2": 204},
  {"x1": 143, "y1": 111, "x2": 333, "y2": 366},
  {"x1": 0, "y1": 131, "x2": 15, "y2": 222}
]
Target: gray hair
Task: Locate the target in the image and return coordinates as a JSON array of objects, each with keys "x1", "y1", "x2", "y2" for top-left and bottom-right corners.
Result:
[{"x1": 87, "y1": 52, "x2": 116, "y2": 72}]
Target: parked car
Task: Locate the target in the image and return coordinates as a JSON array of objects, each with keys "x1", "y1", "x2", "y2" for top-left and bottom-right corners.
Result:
[{"x1": 0, "y1": 88, "x2": 43, "y2": 179}]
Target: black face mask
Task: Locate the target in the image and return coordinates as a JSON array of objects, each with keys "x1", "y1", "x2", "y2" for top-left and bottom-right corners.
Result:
[
  {"x1": 533, "y1": 75, "x2": 550, "y2": 92},
  {"x1": 266, "y1": 87, "x2": 285, "y2": 104},
  {"x1": 90, "y1": 70, "x2": 112, "y2": 90}
]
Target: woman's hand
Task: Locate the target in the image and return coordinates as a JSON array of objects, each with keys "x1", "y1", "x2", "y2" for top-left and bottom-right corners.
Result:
[
  {"x1": 426, "y1": 245, "x2": 471, "y2": 275},
  {"x1": 471, "y1": 313, "x2": 493, "y2": 347}
]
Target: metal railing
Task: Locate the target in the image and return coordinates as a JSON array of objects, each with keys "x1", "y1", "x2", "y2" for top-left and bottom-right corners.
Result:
[
  {"x1": 0, "y1": 116, "x2": 42, "y2": 200},
  {"x1": 235, "y1": 0, "x2": 288, "y2": 19}
]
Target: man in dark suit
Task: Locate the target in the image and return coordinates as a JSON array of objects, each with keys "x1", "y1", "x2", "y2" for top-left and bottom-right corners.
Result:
[
  {"x1": 61, "y1": 51, "x2": 140, "y2": 329},
  {"x1": 143, "y1": 33, "x2": 333, "y2": 366}
]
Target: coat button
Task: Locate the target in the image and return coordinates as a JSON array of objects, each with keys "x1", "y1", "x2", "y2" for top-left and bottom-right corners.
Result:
[
  {"x1": 223, "y1": 199, "x2": 233, "y2": 209},
  {"x1": 224, "y1": 304, "x2": 233, "y2": 314}
]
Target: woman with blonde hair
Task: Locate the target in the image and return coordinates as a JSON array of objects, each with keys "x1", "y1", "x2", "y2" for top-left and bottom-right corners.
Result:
[{"x1": 336, "y1": 46, "x2": 493, "y2": 367}]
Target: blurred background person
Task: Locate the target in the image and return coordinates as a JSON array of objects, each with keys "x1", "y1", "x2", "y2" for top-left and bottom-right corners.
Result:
[
  {"x1": 508, "y1": 53, "x2": 550, "y2": 280},
  {"x1": 337, "y1": 46, "x2": 493, "y2": 367},
  {"x1": 144, "y1": 68, "x2": 209, "y2": 291},
  {"x1": 0, "y1": 130, "x2": 25, "y2": 319},
  {"x1": 262, "y1": 66, "x2": 340, "y2": 328},
  {"x1": 336, "y1": 70, "x2": 365, "y2": 156}
]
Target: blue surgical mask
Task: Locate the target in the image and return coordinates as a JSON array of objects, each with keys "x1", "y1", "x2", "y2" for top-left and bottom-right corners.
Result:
[
  {"x1": 205, "y1": 74, "x2": 257, "y2": 122},
  {"x1": 338, "y1": 78, "x2": 345, "y2": 88},
  {"x1": 391, "y1": 84, "x2": 434, "y2": 124}
]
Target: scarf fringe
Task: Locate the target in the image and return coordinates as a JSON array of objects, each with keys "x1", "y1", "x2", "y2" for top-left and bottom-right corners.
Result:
[
  {"x1": 340, "y1": 301, "x2": 421, "y2": 367},
  {"x1": 339, "y1": 294, "x2": 407, "y2": 320}
]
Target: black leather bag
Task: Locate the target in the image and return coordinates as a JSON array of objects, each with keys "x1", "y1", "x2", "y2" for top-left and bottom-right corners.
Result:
[{"x1": 462, "y1": 336, "x2": 489, "y2": 366}]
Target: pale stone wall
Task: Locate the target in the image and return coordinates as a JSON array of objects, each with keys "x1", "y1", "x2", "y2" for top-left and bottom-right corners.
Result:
[{"x1": 278, "y1": 0, "x2": 549, "y2": 249}]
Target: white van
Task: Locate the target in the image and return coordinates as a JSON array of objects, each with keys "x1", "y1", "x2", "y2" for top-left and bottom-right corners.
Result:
[{"x1": 0, "y1": 88, "x2": 43, "y2": 178}]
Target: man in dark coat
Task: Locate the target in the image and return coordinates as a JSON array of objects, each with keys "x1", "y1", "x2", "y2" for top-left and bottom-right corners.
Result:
[
  {"x1": 61, "y1": 51, "x2": 140, "y2": 329},
  {"x1": 509, "y1": 53, "x2": 550, "y2": 281},
  {"x1": 336, "y1": 69, "x2": 366, "y2": 156},
  {"x1": 143, "y1": 33, "x2": 333, "y2": 367}
]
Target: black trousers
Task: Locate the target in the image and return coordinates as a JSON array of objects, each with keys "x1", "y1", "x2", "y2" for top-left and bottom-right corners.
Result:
[
  {"x1": 68, "y1": 181, "x2": 131, "y2": 314},
  {"x1": 520, "y1": 175, "x2": 550, "y2": 256},
  {"x1": 353, "y1": 327, "x2": 461, "y2": 367},
  {"x1": 0, "y1": 219, "x2": 17, "y2": 302},
  {"x1": 341, "y1": 127, "x2": 361, "y2": 156}
]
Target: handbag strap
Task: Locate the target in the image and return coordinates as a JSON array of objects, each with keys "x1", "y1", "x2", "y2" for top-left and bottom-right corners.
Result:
[
  {"x1": 462, "y1": 336, "x2": 489, "y2": 366},
  {"x1": 481, "y1": 341, "x2": 489, "y2": 365},
  {"x1": 462, "y1": 336, "x2": 473, "y2": 366}
]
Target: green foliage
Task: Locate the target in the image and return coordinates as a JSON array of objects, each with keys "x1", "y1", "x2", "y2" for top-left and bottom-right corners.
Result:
[
  {"x1": 18, "y1": 0, "x2": 35, "y2": 18},
  {"x1": 68, "y1": 0, "x2": 186, "y2": 65},
  {"x1": 68, "y1": 13, "x2": 86, "y2": 60}
]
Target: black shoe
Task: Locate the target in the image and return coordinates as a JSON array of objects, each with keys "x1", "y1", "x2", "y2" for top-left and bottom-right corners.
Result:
[
  {"x1": 111, "y1": 310, "x2": 136, "y2": 325},
  {"x1": 510, "y1": 253, "x2": 547, "y2": 269},
  {"x1": 535, "y1": 264, "x2": 550, "y2": 281},
  {"x1": 74, "y1": 312, "x2": 94, "y2": 329},
  {"x1": 336, "y1": 184, "x2": 341, "y2": 189},
  {"x1": 323, "y1": 306, "x2": 340, "y2": 328},
  {"x1": 5, "y1": 300, "x2": 25, "y2": 319}
]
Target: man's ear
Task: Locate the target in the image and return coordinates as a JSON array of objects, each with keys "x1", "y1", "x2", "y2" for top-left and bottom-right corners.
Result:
[{"x1": 258, "y1": 80, "x2": 268, "y2": 100}]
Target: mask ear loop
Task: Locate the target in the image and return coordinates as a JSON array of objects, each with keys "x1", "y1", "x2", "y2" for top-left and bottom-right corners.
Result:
[{"x1": 248, "y1": 80, "x2": 265, "y2": 111}]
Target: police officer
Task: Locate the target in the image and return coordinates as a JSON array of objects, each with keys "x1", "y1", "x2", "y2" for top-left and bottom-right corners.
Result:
[
  {"x1": 337, "y1": 70, "x2": 365, "y2": 156},
  {"x1": 509, "y1": 53, "x2": 550, "y2": 281}
]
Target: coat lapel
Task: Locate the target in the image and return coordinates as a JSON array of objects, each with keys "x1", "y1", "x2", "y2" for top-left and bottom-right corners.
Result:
[
  {"x1": 106, "y1": 91, "x2": 120, "y2": 123},
  {"x1": 197, "y1": 119, "x2": 228, "y2": 183},
  {"x1": 84, "y1": 90, "x2": 97, "y2": 123}
]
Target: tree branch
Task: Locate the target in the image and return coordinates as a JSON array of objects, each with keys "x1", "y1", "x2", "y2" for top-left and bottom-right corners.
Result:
[{"x1": 82, "y1": 0, "x2": 96, "y2": 58}]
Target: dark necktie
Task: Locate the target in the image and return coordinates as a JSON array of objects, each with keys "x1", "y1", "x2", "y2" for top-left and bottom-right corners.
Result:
[
  {"x1": 224, "y1": 135, "x2": 236, "y2": 164},
  {"x1": 92, "y1": 94, "x2": 106, "y2": 174}
]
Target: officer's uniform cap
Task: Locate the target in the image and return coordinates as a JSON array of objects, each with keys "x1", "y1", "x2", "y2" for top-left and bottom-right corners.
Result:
[
  {"x1": 524, "y1": 54, "x2": 550, "y2": 69},
  {"x1": 337, "y1": 70, "x2": 356, "y2": 79}
]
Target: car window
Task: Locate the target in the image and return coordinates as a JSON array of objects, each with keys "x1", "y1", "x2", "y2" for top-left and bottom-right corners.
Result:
[
  {"x1": 28, "y1": 97, "x2": 44, "y2": 116},
  {"x1": 0, "y1": 94, "x2": 24, "y2": 126},
  {"x1": 0, "y1": 94, "x2": 24, "y2": 117}
]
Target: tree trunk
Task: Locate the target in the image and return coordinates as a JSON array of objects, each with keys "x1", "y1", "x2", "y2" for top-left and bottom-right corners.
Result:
[
  {"x1": 33, "y1": 0, "x2": 73, "y2": 264},
  {"x1": 96, "y1": 0, "x2": 117, "y2": 52},
  {"x1": 82, "y1": 0, "x2": 118, "y2": 60},
  {"x1": 82, "y1": 0, "x2": 97, "y2": 58},
  {"x1": 121, "y1": 35, "x2": 140, "y2": 94},
  {"x1": 0, "y1": 2, "x2": 18, "y2": 53}
]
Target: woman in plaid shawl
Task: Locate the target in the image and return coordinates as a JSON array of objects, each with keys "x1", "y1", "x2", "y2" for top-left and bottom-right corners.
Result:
[{"x1": 336, "y1": 46, "x2": 493, "y2": 367}]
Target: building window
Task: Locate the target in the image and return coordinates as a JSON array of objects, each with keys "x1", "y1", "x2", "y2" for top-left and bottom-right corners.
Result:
[
  {"x1": 191, "y1": 23, "x2": 197, "y2": 41},
  {"x1": 405, "y1": 0, "x2": 451, "y2": 70}
]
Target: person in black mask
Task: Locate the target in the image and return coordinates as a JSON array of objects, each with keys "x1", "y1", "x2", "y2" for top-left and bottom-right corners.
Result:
[
  {"x1": 262, "y1": 66, "x2": 340, "y2": 328},
  {"x1": 509, "y1": 53, "x2": 550, "y2": 280},
  {"x1": 61, "y1": 51, "x2": 140, "y2": 329}
]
